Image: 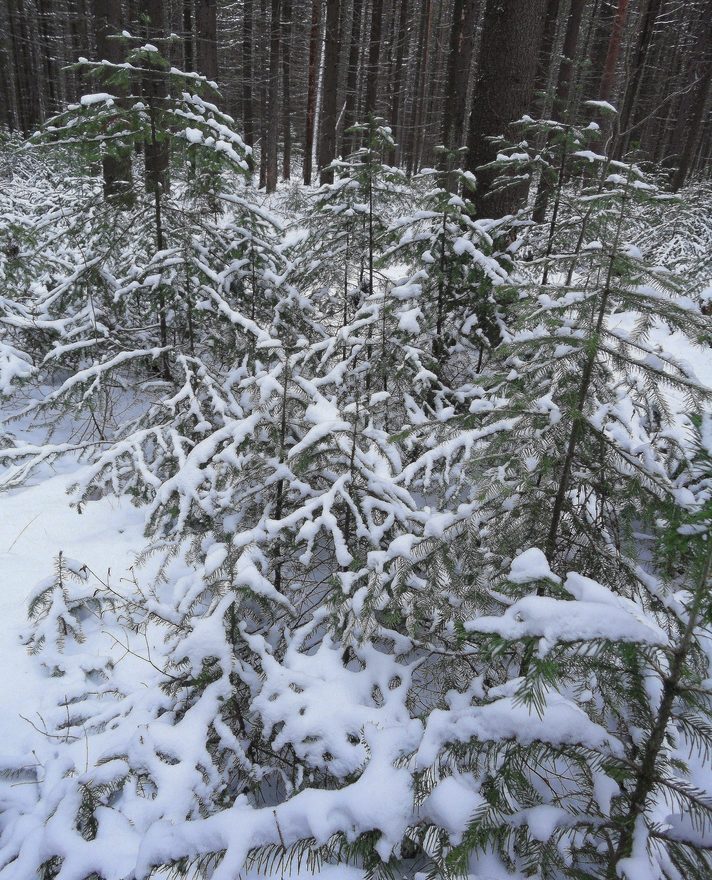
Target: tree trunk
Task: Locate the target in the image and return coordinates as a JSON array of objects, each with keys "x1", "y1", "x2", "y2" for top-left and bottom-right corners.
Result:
[
  {"x1": 441, "y1": 0, "x2": 465, "y2": 152},
  {"x1": 242, "y1": 0, "x2": 254, "y2": 149},
  {"x1": 195, "y1": 0, "x2": 217, "y2": 81},
  {"x1": 598, "y1": 0, "x2": 630, "y2": 102},
  {"x1": 388, "y1": 0, "x2": 409, "y2": 164},
  {"x1": 466, "y1": 0, "x2": 548, "y2": 217},
  {"x1": 615, "y1": 0, "x2": 662, "y2": 155},
  {"x1": 281, "y1": 0, "x2": 292, "y2": 179},
  {"x1": 265, "y1": 0, "x2": 281, "y2": 193},
  {"x1": 341, "y1": 0, "x2": 364, "y2": 157},
  {"x1": 533, "y1": 0, "x2": 561, "y2": 110},
  {"x1": 365, "y1": 0, "x2": 384, "y2": 115},
  {"x1": 532, "y1": 0, "x2": 585, "y2": 223},
  {"x1": 317, "y1": 0, "x2": 340, "y2": 184},
  {"x1": 183, "y1": 0, "x2": 193, "y2": 70},
  {"x1": 303, "y1": 0, "x2": 321, "y2": 183},
  {"x1": 140, "y1": 0, "x2": 170, "y2": 195}
]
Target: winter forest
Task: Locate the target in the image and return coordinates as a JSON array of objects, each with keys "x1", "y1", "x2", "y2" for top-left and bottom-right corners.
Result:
[{"x1": 0, "y1": 0, "x2": 711, "y2": 878}]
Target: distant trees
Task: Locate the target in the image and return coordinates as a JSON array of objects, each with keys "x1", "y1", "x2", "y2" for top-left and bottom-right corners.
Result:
[{"x1": 0, "y1": 0, "x2": 709, "y2": 200}]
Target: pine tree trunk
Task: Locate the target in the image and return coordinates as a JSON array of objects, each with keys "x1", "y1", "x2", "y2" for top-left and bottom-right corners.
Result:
[
  {"x1": 466, "y1": 0, "x2": 548, "y2": 217},
  {"x1": 615, "y1": 0, "x2": 662, "y2": 156},
  {"x1": 37, "y1": 0, "x2": 60, "y2": 115},
  {"x1": 303, "y1": 0, "x2": 321, "y2": 183},
  {"x1": 598, "y1": 0, "x2": 630, "y2": 102},
  {"x1": 364, "y1": 0, "x2": 383, "y2": 115},
  {"x1": 195, "y1": 0, "x2": 217, "y2": 81},
  {"x1": 388, "y1": 0, "x2": 409, "y2": 164},
  {"x1": 258, "y1": 0, "x2": 269, "y2": 187},
  {"x1": 532, "y1": 0, "x2": 585, "y2": 223},
  {"x1": 670, "y1": 1, "x2": 712, "y2": 190},
  {"x1": 242, "y1": 0, "x2": 254, "y2": 150},
  {"x1": 451, "y1": 0, "x2": 479, "y2": 151},
  {"x1": 183, "y1": 0, "x2": 193, "y2": 70},
  {"x1": 265, "y1": 0, "x2": 281, "y2": 193},
  {"x1": 281, "y1": 0, "x2": 292, "y2": 179},
  {"x1": 140, "y1": 0, "x2": 169, "y2": 195},
  {"x1": 317, "y1": 0, "x2": 340, "y2": 184},
  {"x1": 441, "y1": 0, "x2": 465, "y2": 152},
  {"x1": 341, "y1": 0, "x2": 364, "y2": 158},
  {"x1": 533, "y1": 0, "x2": 561, "y2": 111},
  {"x1": 406, "y1": 0, "x2": 431, "y2": 176}
]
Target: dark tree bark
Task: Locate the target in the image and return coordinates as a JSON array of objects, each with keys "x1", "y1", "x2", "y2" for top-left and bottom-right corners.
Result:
[
  {"x1": 183, "y1": 0, "x2": 193, "y2": 70},
  {"x1": 258, "y1": 0, "x2": 268, "y2": 188},
  {"x1": 38, "y1": 0, "x2": 60, "y2": 115},
  {"x1": 242, "y1": 0, "x2": 254, "y2": 149},
  {"x1": 599, "y1": 0, "x2": 630, "y2": 102},
  {"x1": 281, "y1": 0, "x2": 292, "y2": 179},
  {"x1": 388, "y1": 0, "x2": 409, "y2": 164},
  {"x1": 670, "y1": 2, "x2": 712, "y2": 190},
  {"x1": 441, "y1": 0, "x2": 465, "y2": 151},
  {"x1": 0, "y1": 5, "x2": 16, "y2": 131},
  {"x1": 265, "y1": 0, "x2": 282, "y2": 193},
  {"x1": 441, "y1": 0, "x2": 479, "y2": 164},
  {"x1": 318, "y1": 0, "x2": 340, "y2": 184},
  {"x1": 140, "y1": 0, "x2": 170, "y2": 195},
  {"x1": 533, "y1": 0, "x2": 561, "y2": 108},
  {"x1": 365, "y1": 0, "x2": 384, "y2": 115},
  {"x1": 466, "y1": 0, "x2": 548, "y2": 217},
  {"x1": 9, "y1": 0, "x2": 42, "y2": 134},
  {"x1": 532, "y1": 0, "x2": 586, "y2": 222},
  {"x1": 303, "y1": 0, "x2": 321, "y2": 183},
  {"x1": 616, "y1": 0, "x2": 662, "y2": 154},
  {"x1": 406, "y1": 0, "x2": 432, "y2": 176},
  {"x1": 195, "y1": 0, "x2": 217, "y2": 81},
  {"x1": 555, "y1": 0, "x2": 586, "y2": 116},
  {"x1": 341, "y1": 0, "x2": 364, "y2": 158}
]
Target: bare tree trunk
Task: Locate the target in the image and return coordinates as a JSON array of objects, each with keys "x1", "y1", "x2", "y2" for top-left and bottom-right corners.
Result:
[
  {"x1": 303, "y1": 0, "x2": 321, "y2": 183},
  {"x1": 281, "y1": 0, "x2": 292, "y2": 179},
  {"x1": 532, "y1": 0, "x2": 585, "y2": 222},
  {"x1": 598, "y1": 0, "x2": 630, "y2": 102},
  {"x1": 533, "y1": 0, "x2": 561, "y2": 110},
  {"x1": 388, "y1": 0, "x2": 409, "y2": 164},
  {"x1": 266, "y1": 0, "x2": 282, "y2": 193},
  {"x1": 616, "y1": 0, "x2": 662, "y2": 155},
  {"x1": 242, "y1": 0, "x2": 254, "y2": 149},
  {"x1": 441, "y1": 0, "x2": 465, "y2": 152},
  {"x1": 258, "y1": 0, "x2": 268, "y2": 187},
  {"x1": 364, "y1": 0, "x2": 383, "y2": 115},
  {"x1": 466, "y1": 0, "x2": 547, "y2": 217},
  {"x1": 195, "y1": 0, "x2": 217, "y2": 81},
  {"x1": 140, "y1": 0, "x2": 169, "y2": 195},
  {"x1": 183, "y1": 0, "x2": 193, "y2": 70},
  {"x1": 318, "y1": 0, "x2": 340, "y2": 184},
  {"x1": 341, "y1": 0, "x2": 364, "y2": 157}
]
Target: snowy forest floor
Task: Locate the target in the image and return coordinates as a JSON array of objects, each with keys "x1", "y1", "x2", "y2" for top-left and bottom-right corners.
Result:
[{"x1": 1, "y1": 311, "x2": 711, "y2": 879}]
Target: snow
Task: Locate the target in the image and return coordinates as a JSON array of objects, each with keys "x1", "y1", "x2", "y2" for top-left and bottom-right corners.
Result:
[
  {"x1": 0, "y1": 465, "x2": 147, "y2": 770},
  {"x1": 584, "y1": 99, "x2": 618, "y2": 114},
  {"x1": 1, "y1": 100, "x2": 712, "y2": 879},
  {"x1": 79, "y1": 93, "x2": 115, "y2": 107},
  {"x1": 506, "y1": 547, "x2": 559, "y2": 584},
  {"x1": 419, "y1": 776, "x2": 484, "y2": 842}
]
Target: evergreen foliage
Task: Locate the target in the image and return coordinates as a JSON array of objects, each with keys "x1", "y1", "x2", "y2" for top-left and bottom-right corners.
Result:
[{"x1": 0, "y1": 75, "x2": 710, "y2": 880}]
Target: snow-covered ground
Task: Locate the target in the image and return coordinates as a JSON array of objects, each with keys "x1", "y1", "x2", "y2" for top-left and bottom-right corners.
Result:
[
  {"x1": 0, "y1": 462, "x2": 145, "y2": 765},
  {"x1": 0, "y1": 315, "x2": 710, "y2": 878}
]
